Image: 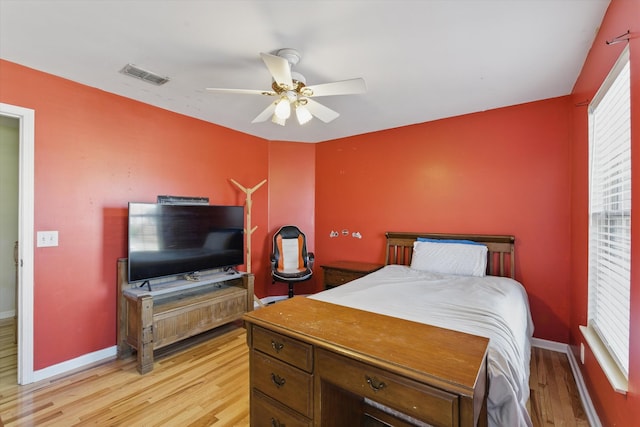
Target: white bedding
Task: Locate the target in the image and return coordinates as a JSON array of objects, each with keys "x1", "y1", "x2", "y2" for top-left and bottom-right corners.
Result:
[{"x1": 310, "y1": 264, "x2": 534, "y2": 427}]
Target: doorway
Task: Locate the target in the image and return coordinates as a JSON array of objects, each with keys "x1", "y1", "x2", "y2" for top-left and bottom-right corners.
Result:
[
  {"x1": 0, "y1": 103, "x2": 35, "y2": 385},
  {"x1": 0, "y1": 116, "x2": 18, "y2": 316},
  {"x1": 0, "y1": 115, "x2": 18, "y2": 388}
]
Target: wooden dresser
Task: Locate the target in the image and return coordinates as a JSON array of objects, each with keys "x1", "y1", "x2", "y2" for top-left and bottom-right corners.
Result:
[{"x1": 244, "y1": 297, "x2": 488, "y2": 427}]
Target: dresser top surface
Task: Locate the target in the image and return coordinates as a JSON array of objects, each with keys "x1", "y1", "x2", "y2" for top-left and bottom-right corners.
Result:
[
  {"x1": 320, "y1": 261, "x2": 384, "y2": 273},
  {"x1": 244, "y1": 297, "x2": 488, "y2": 394}
]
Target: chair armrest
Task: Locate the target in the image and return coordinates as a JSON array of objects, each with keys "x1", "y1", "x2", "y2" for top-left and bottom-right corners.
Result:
[{"x1": 307, "y1": 252, "x2": 315, "y2": 269}]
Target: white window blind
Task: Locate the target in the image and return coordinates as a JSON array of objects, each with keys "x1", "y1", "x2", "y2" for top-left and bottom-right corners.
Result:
[{"x1": 588, "y1": 46, "x2": 631, "y2": 378}]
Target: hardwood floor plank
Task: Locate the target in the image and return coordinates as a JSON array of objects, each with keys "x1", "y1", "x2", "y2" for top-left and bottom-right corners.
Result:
[
  {"x1": 0, "y1": 318, "x2": 590, "y2": 426},
  {"x1": 551, "y1": 350, "x2": 580, "y2": 427},
  {"x1": 531, "y1": 347, "x2": 554, "y2": 425}
]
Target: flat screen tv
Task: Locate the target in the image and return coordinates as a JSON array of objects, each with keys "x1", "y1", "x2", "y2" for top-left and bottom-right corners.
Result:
[{"x1": 127, "y1": 203, "x2": 244, "y2": 283}]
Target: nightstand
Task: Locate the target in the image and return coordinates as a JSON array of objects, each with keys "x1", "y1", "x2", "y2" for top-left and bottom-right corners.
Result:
[{"x1": 320, "y1": 261, "x2": 384, "y2": 290}]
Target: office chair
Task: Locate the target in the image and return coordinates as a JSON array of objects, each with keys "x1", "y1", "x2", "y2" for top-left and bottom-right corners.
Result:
[{"x1": 271, "y1": 225, "x2": 314, "y2": 298}]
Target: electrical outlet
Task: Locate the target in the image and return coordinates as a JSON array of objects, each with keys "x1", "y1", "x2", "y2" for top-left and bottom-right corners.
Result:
[
  {"x1": 37, "y1": 230, "x2": 58, "y2": 247},
  {"x1": 580, "y1": 342, "x2": 585, "y2": 364}
]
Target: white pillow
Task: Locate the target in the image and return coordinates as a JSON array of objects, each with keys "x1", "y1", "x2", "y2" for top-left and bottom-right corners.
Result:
[{"x1": 410, "y1": 241, "x2": 488, "y2": 277}]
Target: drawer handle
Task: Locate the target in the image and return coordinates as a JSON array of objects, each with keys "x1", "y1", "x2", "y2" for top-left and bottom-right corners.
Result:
[
  {"x1": 365, "y1": 375, "x2": 386, "y2": 392},
  {"x1": 271, "y1": 373, "x2": 286, "y2": 388},
  {"x1": 270, "y1": 418, "x2": 285, "y2": 427},
  {"x1": 271, "y1": 340, "x2": 284, "y2": 353}
]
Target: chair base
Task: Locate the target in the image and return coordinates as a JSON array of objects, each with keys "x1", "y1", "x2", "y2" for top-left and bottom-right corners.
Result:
[
  {"x1": 271, "y1": 280, "x2": 300, "y2": 298},
  {"x1": 273, "y1": 276, "x2": 312, "y2": 299}
]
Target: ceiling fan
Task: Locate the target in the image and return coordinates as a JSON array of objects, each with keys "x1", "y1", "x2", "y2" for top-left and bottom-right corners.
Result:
[{"x1": 206, "y1": 48, "x2": 366, "y2": 126}]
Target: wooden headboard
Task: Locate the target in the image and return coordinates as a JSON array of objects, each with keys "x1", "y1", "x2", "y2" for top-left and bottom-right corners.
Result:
[{"x1": 385, "y1": 232, "x2": 516, "y2": 279}]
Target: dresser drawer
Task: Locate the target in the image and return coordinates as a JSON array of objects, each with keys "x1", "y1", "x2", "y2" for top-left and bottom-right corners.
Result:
[
  {"x1": 323, "y1": 268, "x2": 363, "y2": 287},
  {"x1": 321, "y1": 262, "x2": 383, "y2": 289},
  {"x1": 316, "y1": 348, "x2": 458, "y2": 426},
  {"x1": 251, "y1": 350, "x2": 313, "y2": 418},
  {"x1": 252, "y1": 325, "x2": 313, "y2": 372},
  {"x1": 251, "y1": 389, "x2": 312, "y2": 427}
]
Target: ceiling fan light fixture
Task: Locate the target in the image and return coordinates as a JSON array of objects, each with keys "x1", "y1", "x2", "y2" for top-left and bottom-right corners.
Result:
[
  {"x1": 295, "y1": 103, "x2": 313, "y2": 125},
  {"x1": 274, "y1": 97, "x2": 291, "y2": 119},
  {"x1": 271, "y1": 113, "x2": 286, "y2": 126}
]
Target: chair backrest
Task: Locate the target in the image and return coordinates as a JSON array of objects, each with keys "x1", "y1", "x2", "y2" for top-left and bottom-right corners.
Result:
[{"x1": 272, "y1": 225, "x2": 309, "y2": 272}]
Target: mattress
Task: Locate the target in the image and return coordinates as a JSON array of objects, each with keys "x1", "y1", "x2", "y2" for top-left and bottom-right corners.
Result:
[{"x1": 310, "y1": 264, "x2": 534, "y2": 427}]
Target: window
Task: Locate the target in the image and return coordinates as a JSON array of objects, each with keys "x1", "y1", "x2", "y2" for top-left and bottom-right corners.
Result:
[{"x1": 583, "y1": 46, "x2": 630, "y2": 393}]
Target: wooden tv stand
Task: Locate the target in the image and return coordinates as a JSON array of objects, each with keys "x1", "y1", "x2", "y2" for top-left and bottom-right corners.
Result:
[
  {"x1": 244, "y1": 297, "x2": 488, "y2": 426},
  {"x1": 116, "y1": 258, "x2": 254, "y2": 374}
]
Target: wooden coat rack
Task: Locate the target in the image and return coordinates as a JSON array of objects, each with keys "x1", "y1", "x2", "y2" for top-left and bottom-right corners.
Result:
[{"x1": 231, "y1": 178, "x2": 267, "y2": 307}]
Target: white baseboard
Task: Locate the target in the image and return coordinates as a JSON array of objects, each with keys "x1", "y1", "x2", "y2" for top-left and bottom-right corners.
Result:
[
  {"x1": 531, "y1": 337, "x2": 567, "y2": 353},
  {"x1": 532, "y1": 338, "x2": 601, "y2": 427},
  {"x1": 32, "y1": 346, "x2": 117, "y2": 383}
]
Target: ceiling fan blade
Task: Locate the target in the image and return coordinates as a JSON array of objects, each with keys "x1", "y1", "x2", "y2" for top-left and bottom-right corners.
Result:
[
  {"x1": 206, "y1": 87, "x2": 276, "y2": 96},
  {"x1": 304, "y1": 78, "x2": 366, "y2": 97},
  {"x1": 260, "y1": 52, "x2": 293, "y2": 89},
  {"x1": 251, "y1": 101, "x2": 277, "y2": 123},
  {"x1": 304, "y1": 98, "x2": 340, "y2": 123}
]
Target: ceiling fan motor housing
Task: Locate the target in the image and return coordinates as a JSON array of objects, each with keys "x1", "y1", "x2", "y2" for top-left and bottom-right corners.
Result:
[{"x1": 276, "y1": 48, "x2": 301, "y2": 66}]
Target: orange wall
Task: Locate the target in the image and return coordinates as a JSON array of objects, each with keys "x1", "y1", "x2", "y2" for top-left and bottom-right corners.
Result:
[
  {"x1": 267, "y1": 141, "x2": 317, "y2": 295},
  {"x1": 0, "y1": 60, "x2": 270, "y2": 369},
  {"x1": 315, "y1": 97, "x2": 573, "y2": 343},
  {"x1": 569, "y1": 0, "x2": 640, "y2": 425}
]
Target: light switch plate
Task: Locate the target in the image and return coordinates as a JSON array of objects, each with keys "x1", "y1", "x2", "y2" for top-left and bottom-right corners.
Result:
[{"x1": 37, "y1": 231, "x2": 58, "y2": 247}]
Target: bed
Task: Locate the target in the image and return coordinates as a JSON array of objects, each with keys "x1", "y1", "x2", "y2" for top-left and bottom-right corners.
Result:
[{"x1": 310, "y1": 232, "x2": 534, "y2": 427}]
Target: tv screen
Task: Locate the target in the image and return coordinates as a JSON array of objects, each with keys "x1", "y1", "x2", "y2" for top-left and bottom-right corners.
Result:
[{"x1": 128, "y1": 203, "x2": 244, "y2": 283}]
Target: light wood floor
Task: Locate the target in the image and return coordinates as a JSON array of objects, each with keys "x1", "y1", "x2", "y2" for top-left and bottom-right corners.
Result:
[{"x1": 0, "y1": 317, "x2": 589, "y2": 426}]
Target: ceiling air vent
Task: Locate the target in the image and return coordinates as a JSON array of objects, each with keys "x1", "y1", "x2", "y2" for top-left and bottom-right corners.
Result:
[{"x1": 119, "y1": 64, "x2": 170, "y2": 85}]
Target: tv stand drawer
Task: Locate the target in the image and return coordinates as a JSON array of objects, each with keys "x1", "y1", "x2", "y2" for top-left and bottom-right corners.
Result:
[{"x1": 152, "y1": 287, "x2": 247, "y2": 348}]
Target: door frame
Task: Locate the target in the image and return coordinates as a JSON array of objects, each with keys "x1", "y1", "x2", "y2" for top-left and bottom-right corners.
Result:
[{"x1": 1, "y1": 102, "x2": 35, "y2": 384}]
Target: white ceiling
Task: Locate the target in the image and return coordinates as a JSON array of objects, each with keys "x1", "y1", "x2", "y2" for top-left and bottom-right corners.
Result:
[{"x1": 0, "y1": 0, "x2": 610, "y2": 143}]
